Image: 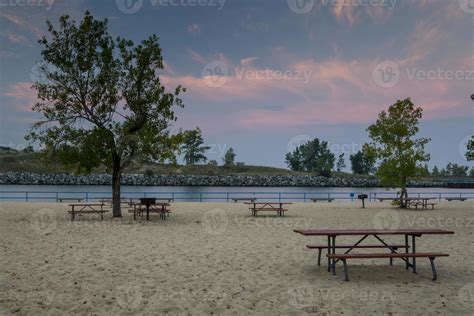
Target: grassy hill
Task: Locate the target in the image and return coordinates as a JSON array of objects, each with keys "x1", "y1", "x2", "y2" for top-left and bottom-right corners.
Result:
[{"x1": 0, "y1": 147, "x2": 311, "y2": 176}]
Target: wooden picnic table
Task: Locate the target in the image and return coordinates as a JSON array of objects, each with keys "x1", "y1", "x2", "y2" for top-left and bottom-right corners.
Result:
[
  {"x1": 68, "y1": 203, "x2": 107, "y2": 220},
  {"x1": 404, "y1": 197, "x2": 438, "y2": 210},
  {"x1": 244, "y1": 202, "x2": 292, "y2": 217},
  {"x1": 294, "y1": 228, "x2": 454, "y2": 281},
  {"x1": 232, "y1": 198, "x2": 257, "y2": 203},
  {"x1": 57, "y1": 197, "x2": 84, "y2": 203},
  {"x1": 310, "y1": 198, "x2": 334, "y2": 203},
  {"x1": 129, "y1": 202, "x2": 171, "y2": 220}
]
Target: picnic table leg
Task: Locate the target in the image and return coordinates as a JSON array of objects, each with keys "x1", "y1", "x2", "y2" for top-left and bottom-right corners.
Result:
[
  {"x1": 331, "y1": 236, "x2": 337, "y2": 275},
  {"x1": 412, "y1": 235, "x2": 417, "y2": 274},
  {"x1": 100, "y1": 204, "x2": 104, "y2": 220},
  {"x1": 405, "y1": 235, "x2": 409, "y2": 270},
  {"x1": 327, "y1": 236, "x2": 331, "y2": 272},
  {"x1": 146, "y1": 205, "x2": 150, "y2": 221},
  {"x1": 342, "y1": 259, "x2": 349, "y2": 281},
  {"x1": 71, "y1": 205, "x2": 75, "y2": 221},
  {"x1": 429, "y1": 257, "x2": 438, "y2": 281}
]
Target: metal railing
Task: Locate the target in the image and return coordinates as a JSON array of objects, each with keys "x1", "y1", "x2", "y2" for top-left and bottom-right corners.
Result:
[{"x1": 0, "y1": 190, "x2": 473, "y2": 202}]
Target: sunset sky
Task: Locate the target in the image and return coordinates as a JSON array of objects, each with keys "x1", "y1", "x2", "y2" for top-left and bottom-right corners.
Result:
[{"x1": 0, "y1": 0, "x2": 473, "y2": 170}]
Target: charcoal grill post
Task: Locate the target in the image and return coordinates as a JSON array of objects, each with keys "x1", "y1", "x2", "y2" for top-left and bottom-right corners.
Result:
[{"x1": 358, "y1": 194, "x2": 368, "y2": 208}]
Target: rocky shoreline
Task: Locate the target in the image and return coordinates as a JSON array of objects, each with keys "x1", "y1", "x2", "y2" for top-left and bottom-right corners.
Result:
[{"x1": 0, "y1": 172, "x2": 447, "y2": 187}]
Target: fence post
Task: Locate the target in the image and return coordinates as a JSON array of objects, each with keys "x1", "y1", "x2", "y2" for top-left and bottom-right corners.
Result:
[
  {"x1": 200, "y1": 193, "x2": 202, "y2": 202},
  {"x1": 279, "y1": 193, "x2": 281, "y2": 203},
  {"x1": 86, "y1": 192, "x2": 89, "y2": 202},
  {"x1": 56, "y1": 192, "x2": 59, "y2": 202},
  {"x1": 439, "y1": 193, "x2": 441, "y2": 202},
  {"x1": 26, "y1": 192, "x2": 28, "y2": 202},
  {"x1": 172, "y1": 192, "x2": 175, "y2": 201},
  {"x1": 303, "y1": 193, "x2": 306, "y2": 203},
  {"x1": 226, "y1": 193, "x2": 229, "y2": 203}
]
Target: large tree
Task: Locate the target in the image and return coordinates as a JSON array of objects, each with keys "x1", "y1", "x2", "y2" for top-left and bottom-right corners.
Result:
[
  {"x1": 181, "y1": 128, "x2": 210, "y2": 165},
  {"x1": 366, "y1": 98, "x2": 430, "y2": 208},
  {"x1": 285, "y1": 138, "x2": 335, "y2": 175},
  {"x1": 27, "y1": 12, "x2": 185, "y2": 217}
]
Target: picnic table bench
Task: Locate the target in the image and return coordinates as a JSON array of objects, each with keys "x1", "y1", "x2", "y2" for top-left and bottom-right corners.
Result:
[
  {"x1": 294, "y1": 228, "x2": 454, "y2": 281},
  {"x1": 232, "y1": 198, "x2": 257, "y2": 203},
  {"x1": 445, "y1": 197, "x2": 467, "y2": 202},
  {"x1": 310, "y1": 198, "x2": 334, "y2": 203},
  {"x1": 68, "y1": 203, "x2": 107, "y2": 220},
  {"x1": 57, "y1": 197, "x2": 84, "y2": 203},
  {"x1": 244, "y1": 202, "x2": 292, "y2": 217}
]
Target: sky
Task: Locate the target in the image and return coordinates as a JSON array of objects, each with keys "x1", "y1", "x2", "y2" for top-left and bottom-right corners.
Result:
[{"x1": 0, "y1": 0, "x2": 473, "y2": 171}]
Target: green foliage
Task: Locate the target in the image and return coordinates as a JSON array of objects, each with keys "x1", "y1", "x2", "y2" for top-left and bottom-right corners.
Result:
[
  {"x1": 336, "y1": 153, "x2": 345, "y2": 172},
  {"x1": 440, "y1": 163, "x2": 469, "y2": 177},
  {"x1": 26, "y1": 11, "x2": 186, "y2": 216},
  {"x1": 365, "y1": 98, "x2": 430, "y2": 190},
  {"x1": 349, "y1": 148, "x2": 376, "y2": 175},
  {"x1": 223, "y1": 147, "x2": 236, "y2": 166},
  {"x1": 181, "y1": 128, "x2": 210, "y2": 165},
  {"x1": 207, "y1": 160, "x2": 218, "y2": 166},
  {"x1": 285, "y1": 138, "x2": 335, "y2": 175},
  {"x1": 431, "y1": 166, "x2": 440, "y2": 176},
  {"x1": 467, "y1": 136, "x2": 474, "y2": 161}
]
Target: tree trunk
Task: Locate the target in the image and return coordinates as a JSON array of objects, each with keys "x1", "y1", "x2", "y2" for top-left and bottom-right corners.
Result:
[
  {"x1": 399, "y1": 187, "x2": 408, "y2": 209},
  {"x1": 112, "y1": 154, "x2": 122, "y2": 217}
]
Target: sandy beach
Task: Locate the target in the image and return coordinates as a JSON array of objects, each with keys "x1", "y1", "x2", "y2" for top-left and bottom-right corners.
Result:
[{"x1": 1, "y1": 201, "x2": 474, "y2": 315}]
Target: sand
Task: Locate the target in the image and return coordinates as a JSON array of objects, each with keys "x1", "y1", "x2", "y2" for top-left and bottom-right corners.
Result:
[{"x1": 1, "y1": 200, "x2": 473, "y2": 315}]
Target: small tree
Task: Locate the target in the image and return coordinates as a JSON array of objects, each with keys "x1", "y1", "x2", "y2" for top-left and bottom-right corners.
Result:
[
  {"x1": 432, "y1": 166, "x2": 440, "y2": 176},
  {"x1": 27, "y1": 12, "x2": 185, "y2": 217},
  {"x1": 336, "y1": 153, "x2": 345, "y2": 172},
  {"x1": 366, "y1": 98, "x2": 430, "y2": 208},
  {"x1": 349, "y1": 149, "x2": 376, "y2": 175},
  {"x1": 181, "y1": 128, "x2": 210, "y2": 165},
  {"x1": 466, "y1": 136, "x2": 474, "y2": 161},
  {"x1": 285, "y1": 138, "x2": 335, "y2": 175},
  {"x1": 223, "y1": 147, "x2": 236, "y2": 166}
]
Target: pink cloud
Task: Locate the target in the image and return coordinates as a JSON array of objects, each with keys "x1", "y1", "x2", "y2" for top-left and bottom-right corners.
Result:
[{"x1": 3, "y1": 82, "x2": 38, "y2": 112}]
